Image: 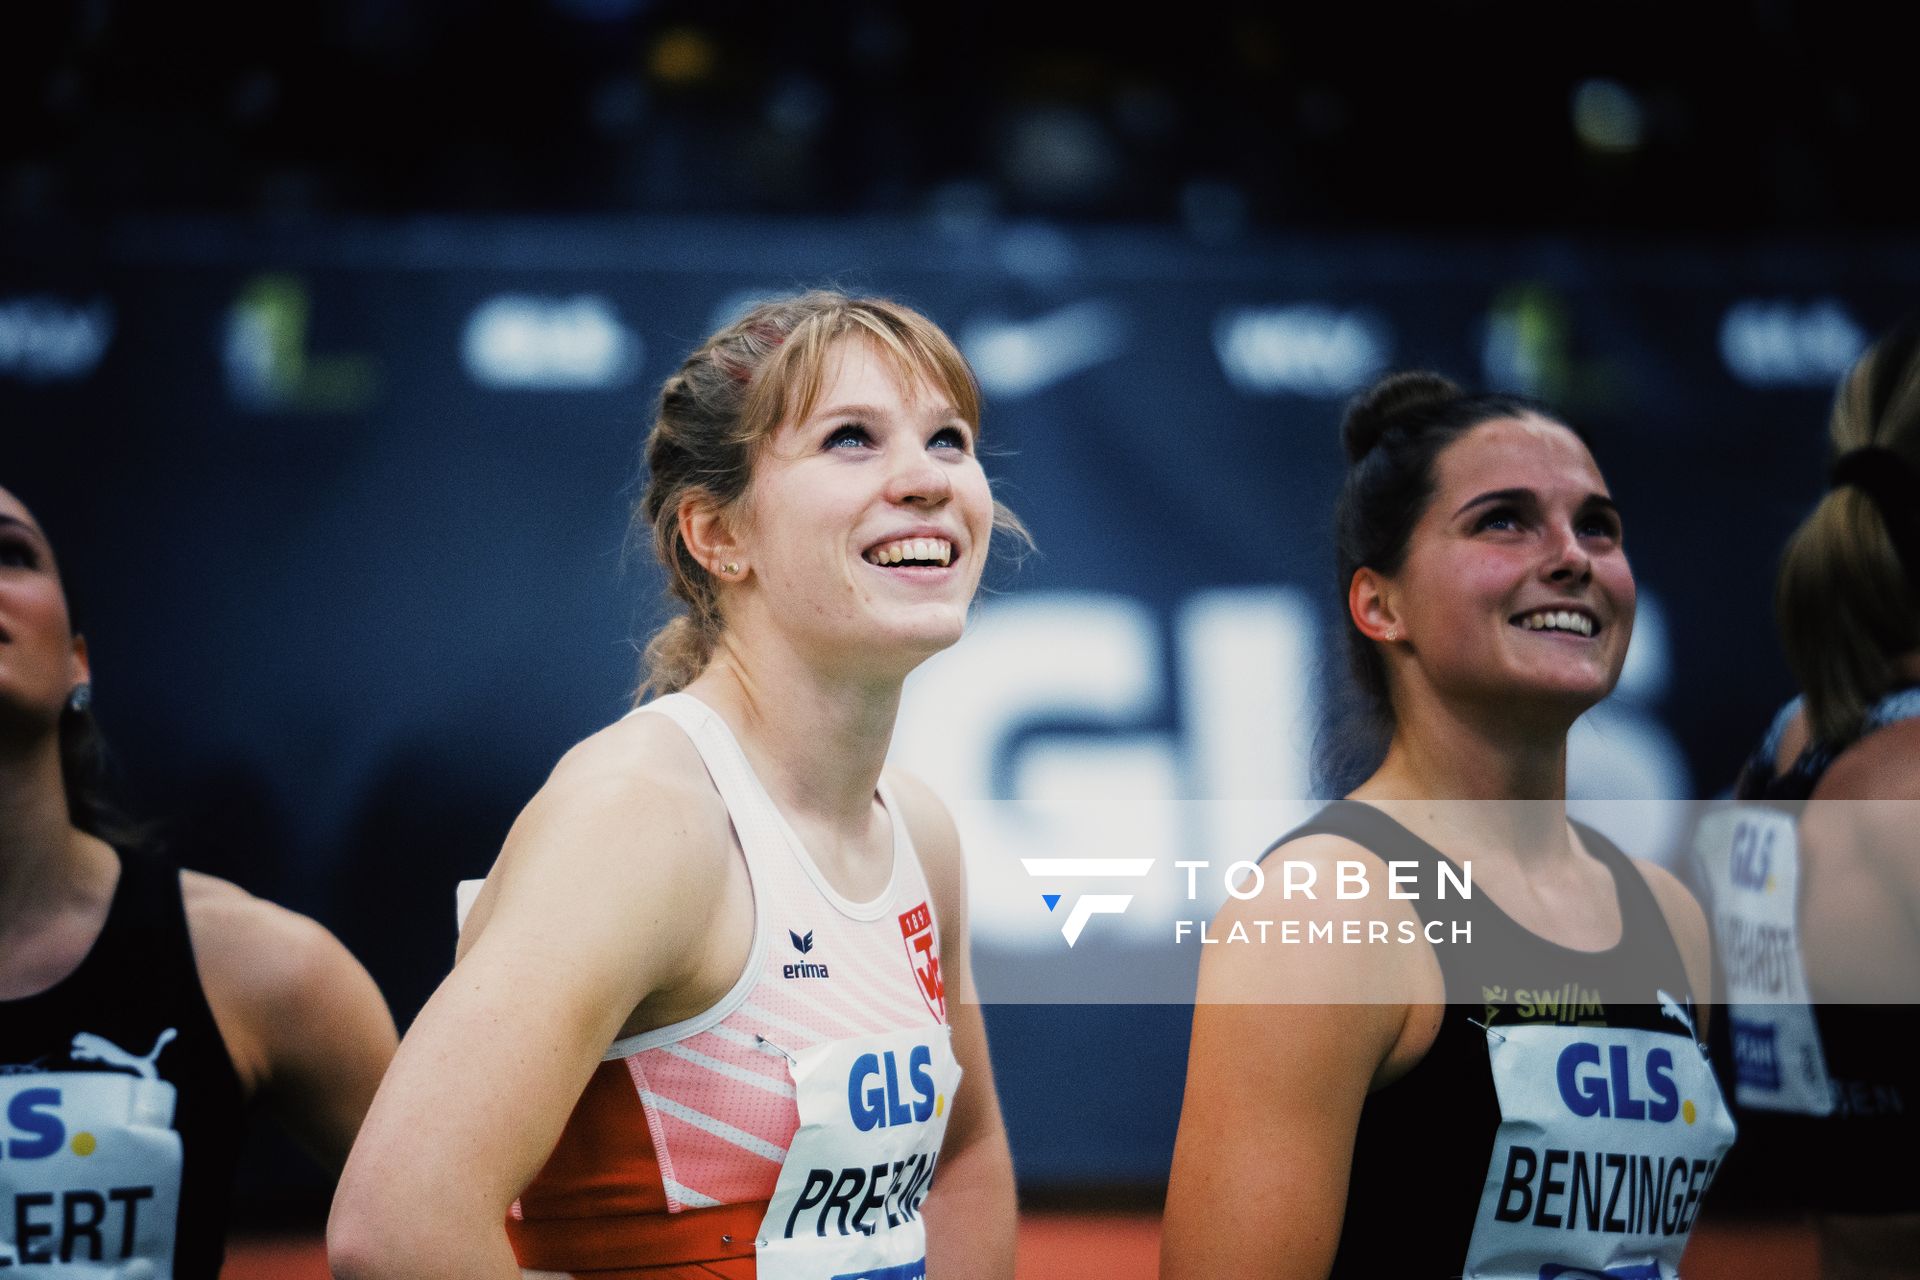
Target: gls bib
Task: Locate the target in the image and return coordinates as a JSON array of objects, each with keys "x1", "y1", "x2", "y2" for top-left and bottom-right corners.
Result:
[
  {"x1": 1690, "y1": 806, "x2": 1834, "y2": 1115},
  {"x1": 754, "y1": 1025, "x2": 961, "y2": 1280},
  {"x1": 1465, "y1": 1011, "x2": 1735, "y2": 1280},
  {"x1": 1, "y1": 1033, "x2": 185, "y2": 1277}
]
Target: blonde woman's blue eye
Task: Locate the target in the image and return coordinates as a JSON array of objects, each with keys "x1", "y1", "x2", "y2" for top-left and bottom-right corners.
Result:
[
  {"x1": 931, "y1": 427, "x2": 968, "y2": 450},
  {"x1": 826, "y1": 425, "x2": 870, "y2": 449}
]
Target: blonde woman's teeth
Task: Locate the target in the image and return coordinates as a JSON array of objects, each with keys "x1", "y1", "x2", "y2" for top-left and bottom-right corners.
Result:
[{"x1": 864, "y1": 538, "x2": 953, "y2": 566}]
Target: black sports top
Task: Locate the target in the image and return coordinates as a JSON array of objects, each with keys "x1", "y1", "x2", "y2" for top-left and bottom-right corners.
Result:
[
  {"x1": 0, "y1": 847, "x2": 247, "y2": 1277},
  {"x1": 1264, "y1": 801, "x2": 1727, "y2": 1279},
  {"x1": 1704, "y1": 685, "x2": 1920, "y2": 1213}
]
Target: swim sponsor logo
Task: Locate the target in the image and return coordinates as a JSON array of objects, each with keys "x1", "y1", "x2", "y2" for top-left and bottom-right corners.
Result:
[
  {"x1": 897, "y1": 903, "x2": 944, "y2": 1020},
  {"x1": 1483, "y1": 985, "x2": 1607, "y2": 1026},
  {"x1": 784, "y1": 928, "x2": 830, "y2": 980}
]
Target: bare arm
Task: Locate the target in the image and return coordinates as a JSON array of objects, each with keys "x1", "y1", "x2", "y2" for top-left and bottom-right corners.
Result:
[
  {"x1": 1161, "y1": 837, "x2": 1428, "y2": 1280},
  {"x1": 1635, "y1": 859, "x2": 1715, "y2": 1035},
  {"x1": 187, "y1": 874, "x2": 398, "y2": 1172},
  {"x1": 890, "y1": 770, "x2": 1017, "y2": 1280},
  {"x1": 328, "y1": 724, "x2": 735, "y2": 1280}
]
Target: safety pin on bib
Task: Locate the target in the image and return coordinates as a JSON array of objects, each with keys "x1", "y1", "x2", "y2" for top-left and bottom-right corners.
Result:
[
  {"x1": 1467, "y1": 1017, "x2": 1507, "y2": 1044},
  {"x1": 755, "y1": 1033, "x2": 797, "y2": 1065}
]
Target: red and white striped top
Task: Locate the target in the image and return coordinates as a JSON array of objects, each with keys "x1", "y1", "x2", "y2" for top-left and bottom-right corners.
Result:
[{"x1": 504, "y1": 692, "x2": 949, "y2": 1276}]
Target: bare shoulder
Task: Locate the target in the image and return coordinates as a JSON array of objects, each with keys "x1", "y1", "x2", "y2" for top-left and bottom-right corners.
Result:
[
  {"x1": 1816, "y1": 717, "x2": 1920, "y2": 802},
  {"x1": 882, "y1": 767, "x2": 966, "y2": 925},
  {"x1": 1629, "y1": 857, "x2": 1712, "y2": 1001},
  {"x1": 181, "y1": 870, "x2": 391, "y2": 1094},
  {"x1": 461, "y1": 710, "x2": 735, "y2": 947},
  {"x1": 181, "y1": 871, "x2": 361, "y2": 1005},
  {"x1": 1203, "y1": 830, "x2": 1432, "y2": 1005},
  {"x1": 1773, "y1": 704, "x2": 1812, "y2": 775},
  {"x1": 883, "y1": 767, "x2": 960, "y2": 869}
]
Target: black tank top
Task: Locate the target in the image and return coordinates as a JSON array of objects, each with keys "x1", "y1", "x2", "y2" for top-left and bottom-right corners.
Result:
[
  {"x1": 1, "y1": 847, "x2": 247, "y2": 1278},
  {"x1": 1266, "y1": 801, "x2": 1713, "y2": 1278},
  {"x1": 1704, "y1": 685, "x2": 1920, "y2": 1213}
]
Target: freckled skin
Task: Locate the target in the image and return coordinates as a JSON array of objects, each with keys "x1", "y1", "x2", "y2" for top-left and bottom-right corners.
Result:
[{"x1": 724, "y1": 340, "x2": 995, "y2": 683}]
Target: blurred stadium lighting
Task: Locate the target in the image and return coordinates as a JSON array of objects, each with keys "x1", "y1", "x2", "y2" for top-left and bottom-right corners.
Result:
[
  {"x1": 1000, "y1": 106, "x2": 1121, "y2": 207},
  {"x1": 1572, "y1": 77, "x2": 1646, "y2": 154}
]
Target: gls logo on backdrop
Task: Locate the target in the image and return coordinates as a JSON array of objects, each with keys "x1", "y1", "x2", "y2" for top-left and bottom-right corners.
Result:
[{"x1": 894, "y1": 591, "x2": 1689, "y2": 954}]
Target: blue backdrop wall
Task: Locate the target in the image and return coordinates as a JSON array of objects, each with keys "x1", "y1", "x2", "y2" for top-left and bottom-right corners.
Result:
[{"x1": 5, "y1": 216, "x2": 1916, "y2": 1204}]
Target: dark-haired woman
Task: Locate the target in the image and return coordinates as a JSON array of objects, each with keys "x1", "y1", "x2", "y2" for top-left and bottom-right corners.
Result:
[
  {"x1": 1162, "y1": 375, "x2": 1734, "y2": 1279},
  {"x1": 0, "y1": 485, "x2": 397, "y2": 1277},
  {"x1": 1691, "y1": 326, "x2": 1920, "y2": 1278},
  {"x1": 330, "y1": 293, "x2": 1017, "y2": 1280}
]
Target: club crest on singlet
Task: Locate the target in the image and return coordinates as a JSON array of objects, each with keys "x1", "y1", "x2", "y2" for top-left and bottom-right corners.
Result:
[
  {"x1": 1, "y1": 1030, "x2": 185, "y2": 1276},
  {"x1": 897, "y1": 903, "x2": 943, "y2": 1024}
]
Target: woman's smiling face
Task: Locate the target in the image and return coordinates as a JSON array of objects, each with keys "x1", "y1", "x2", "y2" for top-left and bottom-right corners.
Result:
[
  {"x1": 1383, "y1": 414, "x2": 1635, "y2": 716},
  {"x1": 727, "y1": 337, "x2": 995, "y2": 672},
  {"x1": 0, "y1": 487, "x2": 87, "y2": 737}
]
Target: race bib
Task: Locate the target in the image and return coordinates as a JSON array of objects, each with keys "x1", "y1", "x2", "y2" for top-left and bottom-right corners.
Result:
[
  {"x1": 754, "y1": 1025, "x2": 961, "y2": 1280},
  {"x1": 1691, "y1": 806, "x2": 1834, "y2": 1115},
  {"x1": 1465, "y1": 1020, "x2": 1735, "y2": 1280},
  {"x1": 1, "y1": 1068, "x2": 184, "y2": 1277}
]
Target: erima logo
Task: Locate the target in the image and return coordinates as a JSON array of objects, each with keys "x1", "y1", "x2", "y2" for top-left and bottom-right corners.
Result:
[
  {"x1": 1556, "y1": 1041, "x2": 1695, "y2": 1125},
  {"x1": 784, "y1": 929, "x2": 828, "y2": 979},
  {"x1": 1021, "y1": 858, "x2": 1155, "y2": 946}
]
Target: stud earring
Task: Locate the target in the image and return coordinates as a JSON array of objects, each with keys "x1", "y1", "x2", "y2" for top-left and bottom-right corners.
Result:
[
  {"x1": 720, "y1": 562, "x2": 740, "y2": 576},
  {"x1": 1383, "y1": 627, "x2": 1398, "y2": 642},
  {"x1": 67, "y1": 684, "x2": 93, "y2": 714}
]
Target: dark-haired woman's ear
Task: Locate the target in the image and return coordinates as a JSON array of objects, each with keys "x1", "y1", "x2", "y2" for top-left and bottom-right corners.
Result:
[
  {"x1": 68, "y1": 632, "x2": 91, "y2": 698},
  {"x1": 676, "y1": 493, "x2": 748, "y2": 584},
  {"x1": 1348, "y1": 568, "x2": 1403, "y2": 645}
]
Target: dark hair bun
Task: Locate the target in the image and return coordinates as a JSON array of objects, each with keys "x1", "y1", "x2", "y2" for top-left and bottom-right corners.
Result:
[{"x1": 1340, "y1": 371, "x2": 1463, "y2": 463}]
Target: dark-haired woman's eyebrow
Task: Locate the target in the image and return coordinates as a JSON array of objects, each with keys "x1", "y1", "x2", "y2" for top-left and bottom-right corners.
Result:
[
  {"x1": 1453, "y1": 488, "x2": 1535, "y2": 518},
  {"x1": 1580, "y1": 494, "x2": 1620, "y2": 518},
  {"x1": 0, "y1": 513, "x2": 46, "y2": 543}
]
